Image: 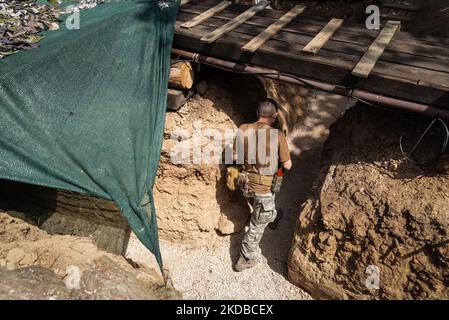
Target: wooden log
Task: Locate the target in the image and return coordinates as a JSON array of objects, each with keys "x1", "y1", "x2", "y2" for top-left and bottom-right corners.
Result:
[
  {"x1": 200, "y1": 0, "x2": 269, "y2": 43},
  {"x1": 352, "y1": 21, "x2": 401, "y2": 78},
  {"x1": 242, "y1": 5, "x2": 306, "y2": 53},
  {"x1": 302, "y1": 18, "x2": 344, "y2": 55},
  {"x1": 169, "y1": 61, "x2": 195, "y2": 90}
]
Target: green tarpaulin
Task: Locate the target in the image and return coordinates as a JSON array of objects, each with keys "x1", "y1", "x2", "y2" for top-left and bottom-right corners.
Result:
[{"x1": 0, "y1": 0, "x2": 180, "y2": 267}]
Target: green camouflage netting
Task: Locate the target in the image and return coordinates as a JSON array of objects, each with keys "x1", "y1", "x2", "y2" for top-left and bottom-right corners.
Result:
[{"x1": 0, "y1": 0, "x2": 180, "y2": 267}]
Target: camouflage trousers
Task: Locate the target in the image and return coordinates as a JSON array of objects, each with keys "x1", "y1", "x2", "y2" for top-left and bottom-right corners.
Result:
[{"x1": 240, "y1": 193, "x2": 277, "y2": 260}]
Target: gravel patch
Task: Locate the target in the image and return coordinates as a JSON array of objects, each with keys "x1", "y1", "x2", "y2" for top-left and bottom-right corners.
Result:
[
  {"x1": 159, "y1": 233, "x2": 312, "y2": 300},
  {"x1": 126, "y1": 223, "x2": 311, "y2": 300}
]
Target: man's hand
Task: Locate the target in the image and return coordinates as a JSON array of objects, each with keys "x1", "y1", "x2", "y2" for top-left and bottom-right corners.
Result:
[{"x1": 283, "y1": 160, "x2": 292, "y2": 170}]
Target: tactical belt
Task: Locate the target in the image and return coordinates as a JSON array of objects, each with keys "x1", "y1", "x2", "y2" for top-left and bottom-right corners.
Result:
[{"x1": 248, "y1": 172, "x2": 273, "y2": 187}]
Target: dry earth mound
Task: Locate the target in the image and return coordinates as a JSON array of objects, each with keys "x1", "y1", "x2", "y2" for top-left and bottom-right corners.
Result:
[
  {"x1": 0, "y1": 211, "x2": 178, "y2": 300},
  {"x1": 288, "y1": 106, "x2": 449, "y2": 299}
]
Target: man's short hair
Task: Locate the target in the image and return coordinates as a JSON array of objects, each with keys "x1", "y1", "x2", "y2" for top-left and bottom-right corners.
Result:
[{"x1": 257, "y1": 99, "x2": 278, "y2": 117}]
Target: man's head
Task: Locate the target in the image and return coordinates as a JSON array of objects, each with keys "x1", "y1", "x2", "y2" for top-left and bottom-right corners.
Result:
[{"x1": 257, "y1": 99, "x2": 278, "y2": 124}]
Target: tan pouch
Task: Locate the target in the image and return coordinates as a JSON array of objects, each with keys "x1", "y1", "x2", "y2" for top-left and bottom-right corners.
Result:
[
  {"x1": 248, "y1": 172, "x2": 273, "y2": 187},
  {"x1": 226, "y1": 166, "x2": 241, "y2": 191},
  {"x1": 237, "y1": 171, "x2": 250, "y2": 194}
]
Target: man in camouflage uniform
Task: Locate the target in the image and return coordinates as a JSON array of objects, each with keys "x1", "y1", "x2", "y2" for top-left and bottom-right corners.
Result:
[{"x1": 233, "y1": 99, "x2": 292, "y2": 272}]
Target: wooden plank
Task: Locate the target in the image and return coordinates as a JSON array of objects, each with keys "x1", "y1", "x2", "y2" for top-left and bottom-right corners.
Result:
[
  {"x1": 176, "y1": 19, "x2": 449, "y2": 91},
  {"x1": 177, "y1": 10, "x2": 449, "y2": 74},
  {"x1": 352, "y1": 21, "x2": 401, "y2": 78},
  {"x1": 181, "y1": 3, "x2": 449, "y2": 60},
  {"x1": 167, "y1": 89, "x2": 193, "y2": 111},
  {"x1": 381, "y1": 8, "x2": 414, "y2": 22},
  {"x1": 302, "y1": 18, "x2": 344, "y2": 55},
  {"x1": 173, "y1": 22, "x2": 449, "y2": 108},
  {"x1": 382, "y1": 0, "x2": 421, "y2": 11},
  {"x1": 181, "y1": 0, "x2": 449, "y2": 48},
  {"x1": 181, "y1": 0, "x2": 191, "y2": 6},
  {"x1": 181, "y1": 1, "x2": 231, "y2": 29},
  {"x1": 242, "y1": 5, "x2": 306, "y2": 53},
  {"x1": 200, "y1": 1, "x2": 269, "y2": 43},
  {"x1": 185, "y1": 0, "x2": 449, "y2": 48},
  {"x1": 176, "y1": 4, "x2": 449, "y2": 77}
]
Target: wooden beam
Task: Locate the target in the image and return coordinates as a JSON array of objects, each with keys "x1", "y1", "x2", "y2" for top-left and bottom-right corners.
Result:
[
  {"x1": 302, "y1": 18, "x2": 344, "y2": 55},
  {"x1": 200, "y1": 1, "x2": 269, "y2": 43},
  {"x1": 352, "y1": 20, "x2": 401, "y2": 78},
  {"x1": 181, "y1": 0, "x2": 449, "y2": 48},
  {"x1": 177, "y1": 10, "x2": 449, "y2": 73},
  {"x1": 180, "y1": 0, "x2": 191, "y2": 6},
  {"x1": 382, "y1": 0, "x2": 421, "y2": 11},
  {"x1": 167, "y1": 88, "x2": 193, "y2": 111},
  {"x1": 174, "y1": 21, "x2": 449, "y2": 108},
  {"x1": 242, "y1": 5, "x2": 306, "y2": 53},
  {"x1": 181, "y1": 1, "x2": 231, "y2": 29}
]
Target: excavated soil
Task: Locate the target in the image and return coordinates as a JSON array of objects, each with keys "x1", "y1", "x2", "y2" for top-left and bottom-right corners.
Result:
[
  {"x1": 0, "y1": 211, "x2": 177, "y2": 300},
  {"x1": 288, "y1": 106, "x2": 449, "y2": 299},
  {"x1": 286, "y1": 2, "x2": 449, "y2": 299}
]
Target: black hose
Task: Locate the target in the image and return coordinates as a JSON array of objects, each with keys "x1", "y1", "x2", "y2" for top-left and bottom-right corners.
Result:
[{"x1": 399, "y1": 117, "x2": 449, "y2": 166}]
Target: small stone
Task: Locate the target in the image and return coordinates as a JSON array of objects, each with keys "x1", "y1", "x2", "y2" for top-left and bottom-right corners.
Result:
[
  {"x1": 6, "y1": 261, "x2": 17, "y2": 271},
  {"x1": 19, "y1": 252, "x2": 37, "y2": 266},
  {"x1": 48, "y1": 22, "x2": 59, "y2": 31},
  {"x1": 6, "y1": 247, "x2": 25, "y2": 264}
]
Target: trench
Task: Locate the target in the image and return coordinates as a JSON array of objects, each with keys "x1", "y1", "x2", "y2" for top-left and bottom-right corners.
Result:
[
  {"x1": 143, "y1": 67, "x2": 355, "y2": 299},
  {"x1": 152, "y1": 65, "x2": 449, "y2": 299},
  {"x1": 1, "y1": 0, "x2": 448, "y2": 300}
]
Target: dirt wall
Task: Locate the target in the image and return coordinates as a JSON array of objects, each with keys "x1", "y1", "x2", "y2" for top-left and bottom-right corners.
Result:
[
  {"x1": 154, "y1": 70, "x2": 353, "y2": 249},
  {"x1": 154, "y1": 74, "x2": 258, "y2": 246},
  {"x1": 288, "y1": 106, "x2": 449, "y2": 299},
  {"x1": 0, "y1": 211, "x2": 178, "y2": 299}
]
